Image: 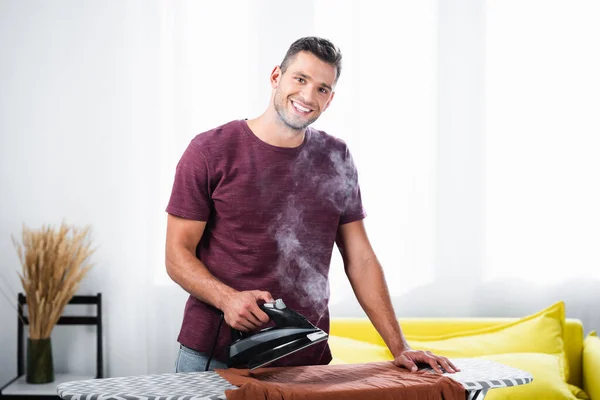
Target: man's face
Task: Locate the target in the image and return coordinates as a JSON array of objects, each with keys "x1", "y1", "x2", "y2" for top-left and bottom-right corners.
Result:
[{"x1": 271, "y1": 51, "x2": 336, "y2": 130}]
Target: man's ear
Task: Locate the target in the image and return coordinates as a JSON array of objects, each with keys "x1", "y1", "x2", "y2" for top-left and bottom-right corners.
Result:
[
  {"x1": 270, "y1": 66, "x2": 282, "y2": 89},
  {"x1": 323, "y1": 91, "x2": 336, "y2": 112}
]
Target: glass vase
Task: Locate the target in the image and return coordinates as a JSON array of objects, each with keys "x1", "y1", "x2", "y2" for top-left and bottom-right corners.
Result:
[{"x1": 26, "y1": 337, "x2": 54, "y2": 383}]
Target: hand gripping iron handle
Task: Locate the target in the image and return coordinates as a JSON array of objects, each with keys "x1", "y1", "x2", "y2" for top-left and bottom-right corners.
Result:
[
  {"x1": 231, "y1": 299, "x2": 316, "y2": 341},
  {"x1": 258, "y1": 299, "x2": 317, "y2": 330}
]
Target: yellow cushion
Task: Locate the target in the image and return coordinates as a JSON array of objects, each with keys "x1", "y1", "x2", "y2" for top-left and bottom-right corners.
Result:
[
  {"x1": 583, "y1": 331, "x2": 600, "y2": 400},
  {"x1": 328, "y1": 335, "x2": 392, "y2": 364},
  {"x1": 571, "y1": 385, "x2": 591, "y2": 400},
  {"x1": 331, "y1": 317, "x2": 584, "y2": 386},
  {"x1": 477, "y1": 353, "x2": 583, "y2": 400},
  {"x1": 328, "y1": 356, "x2": 349, "y2": 365},
  {"x1": 405, "y1": 301, "x2": 569, "y2": 381},
  {"x1": 328, "y1": 337, "x2": 586, "y2": 400}
]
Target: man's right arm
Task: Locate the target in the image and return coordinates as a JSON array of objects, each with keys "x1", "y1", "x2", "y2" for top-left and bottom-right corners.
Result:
[{"x1": 165, "y1": 214, "x2": 273, "y2": 331}]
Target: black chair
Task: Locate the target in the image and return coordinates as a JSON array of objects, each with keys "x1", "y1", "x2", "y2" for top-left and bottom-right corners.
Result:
[{"x1": 0, "y1": 293, "x2": 103, "y2": 400}]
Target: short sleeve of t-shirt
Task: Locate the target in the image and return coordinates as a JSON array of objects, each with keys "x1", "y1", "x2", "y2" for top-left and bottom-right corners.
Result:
[
  {"x1": 166, "y1": 140, "x2": 212, "y2": 221},
  {"x1": 338, "y1": 146, "x2": 367, "y2": 225}
]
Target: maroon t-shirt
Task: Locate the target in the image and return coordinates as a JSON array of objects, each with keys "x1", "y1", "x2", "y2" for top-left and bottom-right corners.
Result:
[{"x1": 166, "y1": 119, "x2": 366, "y2": 366}]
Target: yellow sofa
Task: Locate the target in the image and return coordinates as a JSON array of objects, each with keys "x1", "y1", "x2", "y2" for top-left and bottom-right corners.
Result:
[{"x1": 329, "y1": 302, "x2": 599, "y2": 400}]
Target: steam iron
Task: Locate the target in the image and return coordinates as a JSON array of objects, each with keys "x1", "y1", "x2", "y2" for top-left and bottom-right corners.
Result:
[{"x1": 228, "y1": 299, "x2": 328, "y2": 369}]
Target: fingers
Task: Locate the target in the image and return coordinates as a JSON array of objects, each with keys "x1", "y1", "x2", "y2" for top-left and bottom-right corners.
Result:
[
  {"x1": 393, "y1": 354, "x2": 418, "y2": 372},
  {"x1": 250, "y1": 290, "x2": 275, "y2": 304},
  {"x1": 442, "y1": 356, "x2": 460, "y2": 372},
  {"x1": 222, "y1": 290, "x2": 274, "y2": 331},
  {"x1": 249, "y1": 290, "x2": 274, "y2": 324},
  {"x1": 395, "y1": 351, "x2": 460, "y2": 374},
  {"x1": 232, "y1": 318, "x2": 255, "y2": 332},
  {"x1": 227, "y1": 303, "x2": 263, "y2": 331},
  {"x1": 421, "y1": 355, "x2": 445, "y2": 374},
  {"x1": 425, "y1": 352, "x2": 460, "y2": 373}
]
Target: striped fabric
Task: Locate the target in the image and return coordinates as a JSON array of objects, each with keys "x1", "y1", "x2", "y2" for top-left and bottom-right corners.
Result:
[{"x1": 57, "y1": 358, "x2": 532, "y2": 400}]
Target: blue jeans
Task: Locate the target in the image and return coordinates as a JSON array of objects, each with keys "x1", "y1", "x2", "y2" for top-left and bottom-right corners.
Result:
[{"x1": 175, "y1": 344, "x2": 228, "y2": 372}]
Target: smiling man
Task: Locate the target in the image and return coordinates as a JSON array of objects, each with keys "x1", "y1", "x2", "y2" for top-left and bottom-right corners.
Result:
[{"x1": 165, "y1": 36, "x2": 458, "y2": 374}]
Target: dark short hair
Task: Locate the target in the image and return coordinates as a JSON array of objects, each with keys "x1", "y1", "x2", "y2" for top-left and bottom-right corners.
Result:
[{"x1": 280, "y1": 37, "x2": 342, "y2": 83}]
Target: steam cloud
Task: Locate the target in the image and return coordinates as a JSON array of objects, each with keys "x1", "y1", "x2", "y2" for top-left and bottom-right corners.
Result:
[{"x1": 271, "y1": 134, "x2": 359, "y2": 318}]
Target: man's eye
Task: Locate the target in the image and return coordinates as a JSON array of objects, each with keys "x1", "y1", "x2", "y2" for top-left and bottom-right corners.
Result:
[
  {"x1": 296, "y1": 78, "x2": 305, "y2": 83},
  {"x1": 319, "y1": 88, "x2": 328, "y2": 94}
]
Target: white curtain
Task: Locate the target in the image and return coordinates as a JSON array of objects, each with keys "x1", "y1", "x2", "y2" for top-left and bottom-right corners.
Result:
[
  {"x1": 482, "y1": 0, "x2": 600, "y2": 326},
  {"x1": 484, "y1": 0, "x2": 600, "y2": 285}
]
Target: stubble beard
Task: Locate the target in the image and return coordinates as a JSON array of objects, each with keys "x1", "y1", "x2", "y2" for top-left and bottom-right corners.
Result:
[{"x1": 273, "y1": 89, "x2": 319, "y2": 131}]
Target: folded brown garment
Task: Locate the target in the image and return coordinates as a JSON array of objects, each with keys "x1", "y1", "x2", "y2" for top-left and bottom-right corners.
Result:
[{"x1": 216, "y1": 361, "x2": 466, "y2": 400}]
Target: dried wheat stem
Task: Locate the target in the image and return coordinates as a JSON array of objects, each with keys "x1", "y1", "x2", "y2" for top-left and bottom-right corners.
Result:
[{"x1": 12, "y1": 222, "x2": 96, "y2": 339}]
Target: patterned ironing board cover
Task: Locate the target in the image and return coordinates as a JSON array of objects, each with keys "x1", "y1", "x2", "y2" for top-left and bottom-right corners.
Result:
[{"x1": 57, "y1": 358, "x2": 533, "y2": 400}]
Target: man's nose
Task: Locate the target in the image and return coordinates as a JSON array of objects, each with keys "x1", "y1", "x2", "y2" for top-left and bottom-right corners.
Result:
[{"x1": 300, "y1": 85, "x2": 317, "y2": 106}]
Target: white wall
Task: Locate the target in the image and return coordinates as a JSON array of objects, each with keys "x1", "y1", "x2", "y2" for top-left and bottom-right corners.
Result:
[
  {"x1": 1, "y1": 0, "x2": 598, "y2": 386},
  {"x1": 0, "y1": 0, "x2": 169, "y2": 383}
]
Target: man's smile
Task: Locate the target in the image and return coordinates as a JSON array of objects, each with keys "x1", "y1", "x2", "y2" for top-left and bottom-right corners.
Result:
[{"x1": 291, "y1": 99, "x2": 313, "y2": 115}]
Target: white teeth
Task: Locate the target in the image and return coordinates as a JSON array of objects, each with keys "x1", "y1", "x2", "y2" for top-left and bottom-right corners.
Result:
[{"x1": 292, "y1": 101, "x2": 311, "y2": 113}]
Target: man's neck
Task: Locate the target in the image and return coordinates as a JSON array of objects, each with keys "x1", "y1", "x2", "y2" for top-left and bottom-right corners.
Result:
[{"x1": 246, "y1": 110, "x2": 306, "y2": 148}]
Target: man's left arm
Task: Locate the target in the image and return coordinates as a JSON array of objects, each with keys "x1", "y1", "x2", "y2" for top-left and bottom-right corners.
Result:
[{"x1": 335, "y1": 220, "x2": 459, "y2": 374}]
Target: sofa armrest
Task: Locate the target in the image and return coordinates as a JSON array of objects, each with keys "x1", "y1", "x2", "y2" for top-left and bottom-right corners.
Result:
[{"x1": 584, "y1": 332, "x2": 600, "y2": 400}]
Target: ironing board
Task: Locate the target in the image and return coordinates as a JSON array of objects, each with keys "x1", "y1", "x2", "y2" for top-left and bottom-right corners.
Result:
[{"x1": 56, "y1": 358, "x2": 532, "y2": 400}]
